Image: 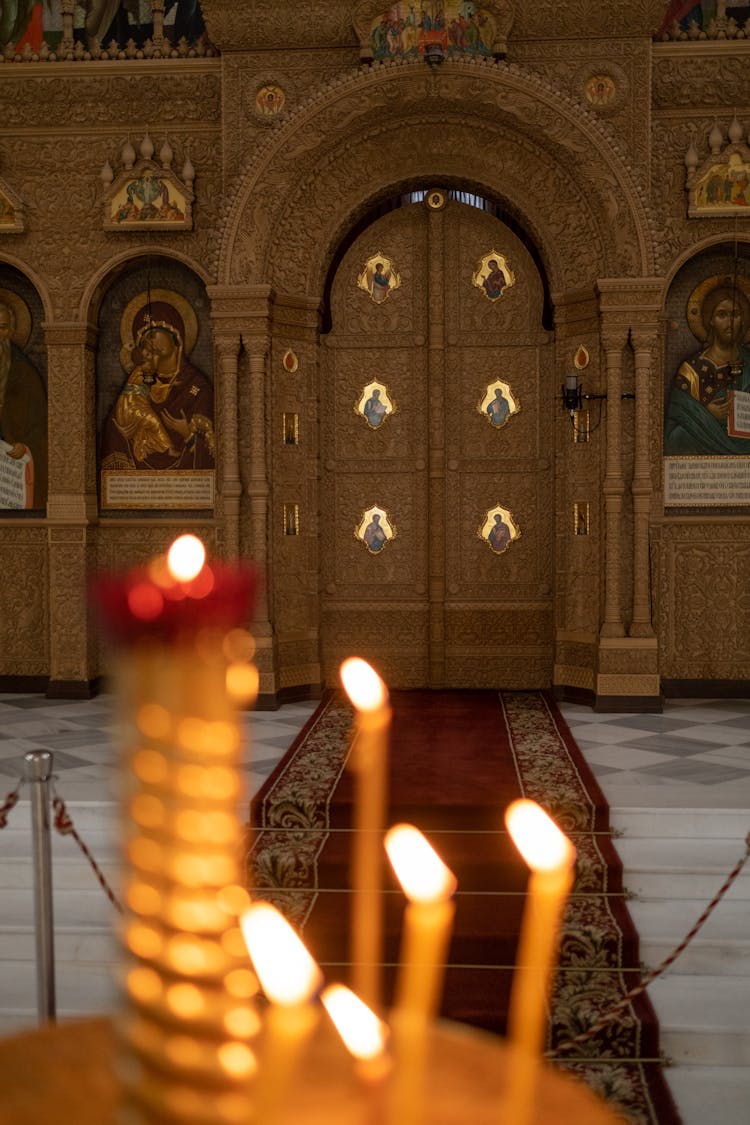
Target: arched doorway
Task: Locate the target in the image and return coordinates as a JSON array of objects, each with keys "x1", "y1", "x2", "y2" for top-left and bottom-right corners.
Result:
[{"x1": 319, "y1": 189, "x2": 555, "y2": 688}]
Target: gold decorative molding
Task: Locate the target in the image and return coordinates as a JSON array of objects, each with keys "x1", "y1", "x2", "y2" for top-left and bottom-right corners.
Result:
[
  {"x1": 554, "y1": 663, "x2": 595, "y2": 691},
  {"x1": 596, "y1": 674, "x2": 661, "y2": 697}
]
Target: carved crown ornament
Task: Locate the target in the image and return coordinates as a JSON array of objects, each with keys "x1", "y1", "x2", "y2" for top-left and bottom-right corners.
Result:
[
  {"x1": 352, "y1": 0, "x2": 515, "y2": 64},
  {"x1": 101, "y1": 135, "x2": 195, "y2": 231},
  {"x1": 0, "y1": 172, "x2": 23, "y2": 234},
  {"x1": 684, "y1": 116, "x2": 750, "y2": 218}
]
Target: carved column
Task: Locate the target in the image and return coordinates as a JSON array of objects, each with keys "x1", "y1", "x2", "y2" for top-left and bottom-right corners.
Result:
[
  {"x1": 600, "y1": 325, "x2": 628, "y2": 639},
  {"x1": 246, "y1": 341, "x2": 272, "y2": 644},
  {"x1": 214, "y1": 334, "x2": 242, "y2": 561},
  {"x1": 630, "y1": 325, "x2": 658, "y2": 638},
  {"x1": 427, "y1": 204, "x2": 446, "y2": 688},
  {"x1": 594, "y1": 281, "x2": 661, "y2": 709},
  {"x1": 151, "y1": 0, "x2": 165, "y2": 47},
  {"x1": 43, "y1": 321, "x2": 98, "y2": 696},
  {"x1": 60, "y1": 0, "x2": 74, "y2": 52}
]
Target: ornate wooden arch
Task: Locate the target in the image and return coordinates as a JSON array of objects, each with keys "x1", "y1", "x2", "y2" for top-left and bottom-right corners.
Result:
[
  {"x1": 218, "y1": 57, "x2": 655, "y2": 297},
  {"x1": 0, "y1": 252, "x2": 54, "y2": 323},
  {"x1": 78, "y1": 244, "x2": 213, "y2": 328}
]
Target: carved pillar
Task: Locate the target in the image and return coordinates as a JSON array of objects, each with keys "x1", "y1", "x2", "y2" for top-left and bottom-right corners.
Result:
[
  {"x1": 43, "y1": 321, "x2": 98, "y2": 695},
  {"x1": 630, "y1": 326, "x2": 658, "y2": 638},
  {"x1": 600, "y1": 325, "x2": 628, "y2": 638},
  {"x1": 208, "y1": 284, "x2": 280, "y2": 695},
  {"x1": 151, "y1": 0, "x2": 165, "y2": 47},
  {"x1": 427, "y1": 205, "x2": 446, "y2": 688},
  {"x1": 594, "y1": 280, "x2": 662, "y2": 709},
  {"x1": 246, "y1": 341, "x2": 272, "y2": 642},
  {"x1": 60, "y1": 0, "x2": 74, "y2": 52},
  {"x1": 214, "y1": 334, "x2": 242, "y2": 560}
]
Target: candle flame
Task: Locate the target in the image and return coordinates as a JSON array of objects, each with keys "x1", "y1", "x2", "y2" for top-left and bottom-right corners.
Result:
[
  {"x1": 240, "y1": 902, "x2": 322, "y2": 1006},
  {"x1": 384, "y1": 824, "x2": 457, "y2": 903},
  {"x1": 505, "y1": 799, "x2": 576, "y2": 872},
  {"x1": 167, "y1": 534, "x2": 206, "y2": 583},
  {"x1": 321, "y1": 984, "x2": 388, "y2": 1060},
  {"x1": 339, "y1": 657, "x2": 388, "y2": 712}
]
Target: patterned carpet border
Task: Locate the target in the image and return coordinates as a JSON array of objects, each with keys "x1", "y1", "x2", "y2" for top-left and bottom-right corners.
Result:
[{"x1": 247, "y1": 691, "x2": 681, "y2": 1125}]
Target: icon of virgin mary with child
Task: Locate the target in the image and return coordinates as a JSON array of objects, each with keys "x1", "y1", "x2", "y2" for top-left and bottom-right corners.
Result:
[{"x1": 101, "y1": 298, "x2": 215, "y2": 471}]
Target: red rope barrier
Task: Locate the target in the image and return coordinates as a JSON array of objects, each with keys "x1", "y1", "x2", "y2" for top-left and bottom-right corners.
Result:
[
  {"x1": 0, "y1": 783, "x2": 21, "y2": 828},
  {"x1": 548, "y1": 830, "x2": 750, "y2": 1057},
  {"x1": 52, "y1": 793, "x2": 123, "y2": 914}
]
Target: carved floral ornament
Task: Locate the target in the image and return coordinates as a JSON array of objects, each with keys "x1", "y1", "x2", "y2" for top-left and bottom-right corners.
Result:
[
  {"x1": 218, "y1": 59, "x2": 653, "y2": 291},
  {"x1": 0, "y1": 175, "x2": 23, "y2": 233},
  {"x1": 101, "y1": 134, "x2": 195, "y2": 230},
  {"x1": 684, "y1": 117, "x2": 750, "y2": 218}
]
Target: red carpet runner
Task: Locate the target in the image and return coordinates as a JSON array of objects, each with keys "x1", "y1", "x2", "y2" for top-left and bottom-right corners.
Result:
[{"x1": 247, "y1": 690, "x2": 682, "y2": 1125}]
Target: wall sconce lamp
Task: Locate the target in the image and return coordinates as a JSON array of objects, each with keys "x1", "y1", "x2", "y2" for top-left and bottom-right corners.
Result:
[
  {"x1": 561, "y1": 375, "x2": 634, "y2": 425},
  {"x1": 562, "y1": 374, "x2": 583, "y2": 414},
  {"x1": 424, "y1": 42, "x2": 446, "y2": 67}
]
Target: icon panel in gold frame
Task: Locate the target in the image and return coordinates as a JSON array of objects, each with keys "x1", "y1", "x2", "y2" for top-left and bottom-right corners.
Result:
[
  {"x1": 354, "y1": 380, "x2": 398, "y2": 430},
  {"x1": 478, "y1": 504, "x2": 520, "y2": 555},
  {"x1": 354, "y1": 505, "x2": 397, "y2": 554},
  {"x1": 283, "y1": 503, "x2": 300, "y2": 536},
  {"x1": 357, "y1": 253, "x2": 401, "y2": 304},
  {"x1": 478, "y1": 380, "x2": 519, "y2": 429},
  {"x1": 471, "y1": 251, "x2": 515, "y2": 302},
  {"x1": 574, "y1": 502, "x2": 590, "y2": 536}
]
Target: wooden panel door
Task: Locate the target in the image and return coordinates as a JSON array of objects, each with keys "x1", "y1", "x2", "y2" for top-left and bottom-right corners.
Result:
[{"x1": 320, "y1": 194, "x2": 554, "y2": 688}]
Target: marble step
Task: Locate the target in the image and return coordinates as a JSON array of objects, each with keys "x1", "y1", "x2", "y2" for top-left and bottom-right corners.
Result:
[
  {"x1": 622, "y1": 867, "x2": 750, "y2": 902},
  {"x1": 628, "y1": 895, "x2": 748, "y2": 941},
  {"x1": 0, "y1": 855, "x2": 122, "y2": 892},
  {"x1": 611, "y1": 807, "x2": 750, "y2": 840},
  {"x1": 0, "y1": 888, "x2": 121, "y2": 928},
  {"x1": 0, "y1": 822, "x2": 118, "y2": 862},
  {"x1": 0, "y1": 926, "x2": 118, "y2": 963},
  {"x1": 619, "y1": 837, "x2": 750, "y2": 899},
  {"x1": 640, "y1": 935, "x2": 750, "y2": 976},
  {"x1": 667, "y1": 1064, "x2": 750, "y2": 1125},
  {"x1": 649, "y1": 975, "x2": 750, "y2": 1066},
  {"x1": 0, "y1": 955, "x2": 119, "y2": 1018}
]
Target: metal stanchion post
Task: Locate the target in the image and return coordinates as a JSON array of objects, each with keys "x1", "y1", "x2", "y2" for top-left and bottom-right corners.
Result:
[{"x1": 24, "y1": 750, "x2": 56, "y2": 1023}]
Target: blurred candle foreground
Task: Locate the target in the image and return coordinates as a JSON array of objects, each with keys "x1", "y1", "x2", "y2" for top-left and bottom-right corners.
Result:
[
  {"x1": 92, "y1": 535, "x2": 260, "y2": 1125},
  {"x1": 241, "y1": 902, "x2": 322, "y2": 1125},
  {"x1": 385, "y1": 824, "x2": 457, "y2": 1125},
  {"x1": 322, "y1": 983, "x2": 390, "y2": 1124},
  {"x1": 339, "y1": 658, "x2": 391, "y2": 1012},
  {"x1": 503, "y1": 799, "x2": 577, "y2": 1125}
]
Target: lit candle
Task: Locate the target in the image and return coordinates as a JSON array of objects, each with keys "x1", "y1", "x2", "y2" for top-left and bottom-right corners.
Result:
[
  {"x1": 241, "y1": 901, "x2": 322, "y2": 1125},
  {"x1": 339, "y1": 658, "x2": 391, "y2": 1012},
  {"x1": 321, "y1": 984, "x2": 390, "y2": 1123},
  {"x1": 92, "y1": 535, "x2": 260, "y2": 1125},
  {"x1": 503, "y1": 799, "x2": 577, "y2": 1125},
  {"x1": 384, "y1": 824, "x2": 457, "y2": 1125}
]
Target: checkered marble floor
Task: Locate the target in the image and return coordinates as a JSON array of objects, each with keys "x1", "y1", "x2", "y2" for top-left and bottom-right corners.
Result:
[
  {"x1": 558, "y1": 698, "x2": 750, "y2": 809},
  {"x1": 0, "y1": 693, "x2": 319, "y2": 804},
  {"x1": 0, "y1": 692, "x2": 748, "y2": 810}
]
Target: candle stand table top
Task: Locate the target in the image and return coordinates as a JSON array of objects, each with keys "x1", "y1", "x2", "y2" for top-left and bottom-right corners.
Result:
[{"x1": 0, "y1": 1016, "x2": 622, "y2": 1125}]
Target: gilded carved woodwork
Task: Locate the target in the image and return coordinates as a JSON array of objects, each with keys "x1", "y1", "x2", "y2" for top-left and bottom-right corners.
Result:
[
  {"x1": 220, "y1": 59, "x2": 654, "y2": 294},
  {"x1": 1, "y1": 1, "x2": 749, "y2": 695},
  {"x1": 0, "y1": 533, "x2": 49, "y2": 675},
  {"x1": 654, "y1": 525, "x2": 750, "y2": 679}
]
